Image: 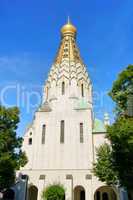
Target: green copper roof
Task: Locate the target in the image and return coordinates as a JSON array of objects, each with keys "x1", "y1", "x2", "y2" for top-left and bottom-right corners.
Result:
[{"x1": 93, "y1": 118, "x2": 106, "y2": 133}]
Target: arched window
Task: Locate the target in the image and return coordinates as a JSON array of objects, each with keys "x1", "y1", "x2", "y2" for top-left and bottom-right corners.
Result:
[
  {"x1": 81, "y1": 84, "x2": 84, "y2": 97},
  {"x1": 60, "y1": 120, "x2": 65, "y2": 143},
  {"x1": 80, "y1": 123, "x2": 84, "y2": 143},
  {"x1": 74, "y1": 186, "x2": 85, "y2": 200},
  {"x1": 28, "y1": 138, "x2": 32, "y2": 145},
  {"x1": 28, "y1": 186, "x2": 38, "y2": 200},
  {"x1": 62, "y1": 82, "x2": 65, "y2": 95},
  {"x1": 42, "y1": 124, "x2": 46, "y2": 144}
]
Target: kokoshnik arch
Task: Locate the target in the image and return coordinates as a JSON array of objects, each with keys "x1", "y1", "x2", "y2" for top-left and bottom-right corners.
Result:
[{"x1": 17, "y1": 19, "x2": 120, "y2": 200}]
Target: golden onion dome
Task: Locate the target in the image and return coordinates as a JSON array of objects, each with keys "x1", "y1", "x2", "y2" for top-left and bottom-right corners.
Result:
[{"x1": 61, "y1": 18, "x2": 77, "y2": 36}]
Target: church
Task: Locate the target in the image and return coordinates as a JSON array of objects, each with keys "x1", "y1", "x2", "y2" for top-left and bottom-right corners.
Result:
[{"x1": 17, "y1": 20, "x2": 124, "y2": 200}]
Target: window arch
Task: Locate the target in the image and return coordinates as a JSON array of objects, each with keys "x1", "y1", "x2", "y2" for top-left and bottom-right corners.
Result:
[
  {"x1": 74, "y1": 185, "x2": 85, "y2": 200},
  {"x1": 28, "y1": 185, "x2": 38, "y2": 200},
  {"x1": 94, "y1": 186, "x2": 117, "y2": 200},
  {"x1": 62, "y1": 82, "x2": 65, "y2": 95}
]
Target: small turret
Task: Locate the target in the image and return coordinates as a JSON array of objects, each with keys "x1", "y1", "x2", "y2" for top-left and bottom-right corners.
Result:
[{"x1": 104, "y1": 112, "x2": 110, "y2": 126}]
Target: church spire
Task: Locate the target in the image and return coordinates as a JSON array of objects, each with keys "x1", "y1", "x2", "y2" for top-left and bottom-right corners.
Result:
[
  {"x1": 54, "y1": 19, "x2": 82, "y2": 64},
  {"x1": 45, "y1": 20, "x2": 90, "y2": 91}
]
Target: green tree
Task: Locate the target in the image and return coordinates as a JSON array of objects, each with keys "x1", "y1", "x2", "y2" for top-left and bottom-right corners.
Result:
[
  {"x1": 109, "y1": 64, "x2": 133, "y2": 114},
  {"x1": 107, "y1": 117, "x2": 133, "y2": 197},
  {"x1": 93, "y1": 143, "x2": 118, "y2": 186},
  {"x1": 93, "y1": 118, "x2": 133, "y2": 199},
  {"x1": 42, "y1": 184, "x2": 65, "y2": 200},
  {"x1": 0, "y1": 105, "x2": 27, "y2": 191},
  {"x1": 93, "y1": 65, "x2": 133, "y2": 199}
]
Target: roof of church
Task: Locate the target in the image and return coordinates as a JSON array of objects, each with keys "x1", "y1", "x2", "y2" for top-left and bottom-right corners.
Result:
[
  {"x1": 93, "y1": 118, "x2": 106, "y2": 133},
  {"x1": 45, "y1": 19, "x2": 91, "y2": 88},
  {"x1": 54, "y1": 19, "x2": 82, "y2": 64}
]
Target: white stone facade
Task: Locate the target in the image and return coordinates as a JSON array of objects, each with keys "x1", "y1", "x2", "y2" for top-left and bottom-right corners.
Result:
[{"x1": 19, "y1": 21, "x2": 120, "y2": 200}]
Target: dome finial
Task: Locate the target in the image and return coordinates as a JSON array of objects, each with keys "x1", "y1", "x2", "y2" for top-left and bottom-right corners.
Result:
[
  {"x1": 67, "y1": 16, "x2": 70, "y2": 24},
  {"x1": 61, "y1": 18, "x2": 77, "y2": 36}
]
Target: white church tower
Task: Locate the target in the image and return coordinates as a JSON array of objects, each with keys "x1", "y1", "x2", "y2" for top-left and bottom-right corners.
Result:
[{"x1": 20, "y1": 20, "x2": 120, "y2": 200}]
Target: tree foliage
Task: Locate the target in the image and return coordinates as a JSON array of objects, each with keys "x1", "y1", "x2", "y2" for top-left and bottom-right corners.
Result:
[
  {"x1": 107, "y1": 117, "x2": 133, "y2": 190},
  {"x1": 109, "y1": 64, "x2": 133, "y2": 114},
  {"x1": 93, "y1": 65, "x2": 133, "y2": 196},
  {"x1": 0, "y1": 105, "x2": 27, "y2": 191},
  {"x1": 93, "y1": 143, "x2": 118, "y2": 185},
  {"x1": 93, "y1": 116, "x2": 133, "y2": 193},
  {"x1": 42, "y1": 184, "x2": 65, "y2": 200}
]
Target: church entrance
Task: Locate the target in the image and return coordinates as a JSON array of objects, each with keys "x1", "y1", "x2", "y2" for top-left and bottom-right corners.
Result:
[
  {"x1": 28, "y1": 185, "x2": 38, "y2": 200},
  {"x1": 94, "y1": 186, "x2": 117, "y2": 200},
  {"x1": 74, "y1": 185, "x2": 85, "y2": 200}
]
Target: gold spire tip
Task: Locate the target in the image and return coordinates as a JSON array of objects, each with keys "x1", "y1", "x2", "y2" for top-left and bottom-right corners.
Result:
[
  {"x1": 61, "y1": 18, "x2": 77, "y2": 36},
  {"x1": 67, "y1": 16, "x2": 70, "y2": 24}
]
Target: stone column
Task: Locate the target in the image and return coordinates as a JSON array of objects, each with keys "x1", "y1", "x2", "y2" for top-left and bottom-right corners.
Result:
[
  {"x1": 66, "y1": 175, "x2": 73, "y2": 200},
  {"x1": 85, "y1": 174, "x2": 93, "y2": 200},
  {"x1": 37, "y1": 175, "x2": 45, "y2": 200}
]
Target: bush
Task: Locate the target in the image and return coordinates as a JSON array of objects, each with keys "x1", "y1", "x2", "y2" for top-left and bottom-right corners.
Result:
[{"x1": 42, "y1": 184, "x2": 65, "y2": 200}]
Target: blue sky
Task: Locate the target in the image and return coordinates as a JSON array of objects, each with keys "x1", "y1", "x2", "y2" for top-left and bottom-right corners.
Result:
[{"x1": 0, "y1": 0, "x2": 133, "y2": 136}]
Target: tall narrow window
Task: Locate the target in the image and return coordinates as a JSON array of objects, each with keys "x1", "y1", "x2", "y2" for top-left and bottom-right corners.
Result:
[
  {"x1": 81, "y1": 84, "x2": 84, "y2": 97},
  {"x1": 80, "y1": 123, "x2": 84, "y2": 143},
  {"x1": 62, "y1": 82, "x2": 65, "y2": 95},
  {"x1": 42, "y1": 124, "x2": 46, "y2": 144},
  {"x1": 28, "y1": 138, "x2": 32, "y2": 145},
  {"x1": 60, "y1": 120, "x2": 65, "y2": 143}
]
